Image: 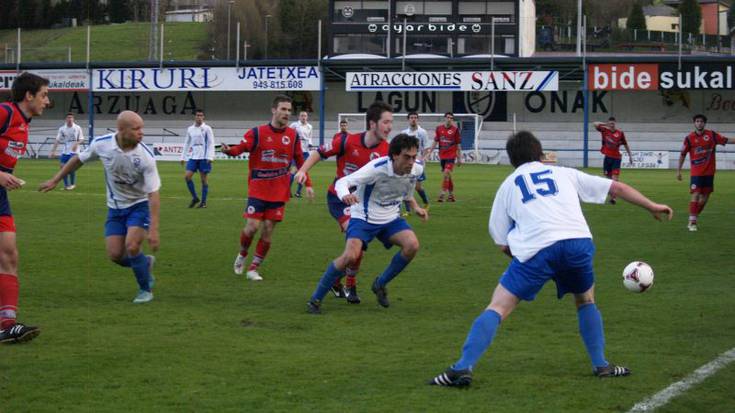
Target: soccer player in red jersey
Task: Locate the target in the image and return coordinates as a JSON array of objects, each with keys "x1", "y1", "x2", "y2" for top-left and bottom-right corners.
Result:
[
  {"x1": 593, "y1": 116, "x2": 632, "y2": 204},
  {"x1": 0, "y1": 72, "x2": 49, "y2": 344},
  {"x1": 295, "y1": 101, "x2": 392, "y2": 303},
  {"x1": 221, "y1": 95, "x2": 312, "y2": 281},
  {"x1": 676, "y1": 114, "x2": 732, "y2": 232},
  {"x1": 426, "y1": 112, "x2": 462, "y2": 202}
]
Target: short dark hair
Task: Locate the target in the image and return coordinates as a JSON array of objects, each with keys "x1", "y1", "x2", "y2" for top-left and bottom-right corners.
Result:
[
  {"x1": 444, "y1": 112, "x2": 454, "y2": 118},
  {"x1": 11, "y1": 72, "x2": 49, "y2": 103},
  {"x1": 506, "y1": 131, "x2": 544, "y2": 168},
  {"x1": 608, "y1": 116, "x2": 616, "y2": 121},
  {"x1": 407, "y1": 111, "x2": 418, "y2": 118},
  {"x1": 693, "y1": 114, "x2": 707, "y2": 123},
  {"x1": 195, "y1": 109, "x2": 204, "y2": 115},
  {"x1": 66, "y1": 112, "x2": 74, "y2": 117},
  {"x1": 389, "y1": 133, "x2": 419, "y2": 159},
  {"x1": 365, "y1": 101, "x2": 393, "y2": 130},
  {"x1": 272, "y1": 94, "x2": 292, "y2": 109},
  {"x1": 339, "y1": 119, "x2": 348, "y2": 125}
]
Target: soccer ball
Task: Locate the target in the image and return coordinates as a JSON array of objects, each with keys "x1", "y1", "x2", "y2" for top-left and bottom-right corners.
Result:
[{"x1": 622, "y1": 261, "x2": 654, "y2": 292}]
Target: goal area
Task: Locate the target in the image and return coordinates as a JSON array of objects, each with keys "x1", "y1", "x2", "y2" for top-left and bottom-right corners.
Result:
[{"x1": 337, "y1": 113, "x2": 483, "y2": 160}]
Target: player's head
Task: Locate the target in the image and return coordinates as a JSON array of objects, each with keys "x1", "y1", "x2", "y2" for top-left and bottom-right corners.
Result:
[
  {"x1": 299, "y1": 111, "x2": 308, "y2": 123},
  {"x1": 692, "y1": 114, "x2": 707, "y2": 131},
  {"x1": 444, "y1": 112, "x2": 454, "y2": 126},
  {"x1": 407, "y1": 111, "x2": 419, "y2": 127},
  {"x1": 11, "y1": 72, "x2": 50, "y2": 117},
  {"x1": 608, "y1": 116, "x2": 616, "y2": 130},
  {"x1": 194, "y1": 109, "x2": 205, "y2": 125},
  {"x1": 271, "y1": 95, "x2": 293, "y2": 128},
  {"x1": 506, "y1": 131, "x2": 544, "y2": 168},
  {"x1": 389, "y1": 133, "x2": 419, "y2": 175},
  {"x1": 65, "y1": 112, "x2": 75, "y2": 126},
  {"x1": 117, "y1": 110, "x2": 144, "y2": 146},
  {"x1": 366, "y1": 101, "x2": 393, "y2": 140},
  {"x1": 339, "y1": 119, "x2": 348, "y2": 133}
]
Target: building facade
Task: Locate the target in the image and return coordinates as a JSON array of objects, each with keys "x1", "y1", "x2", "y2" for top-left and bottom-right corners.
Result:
[{"x1": 328, "y1": 0, "x2": 536, "y2": 57}]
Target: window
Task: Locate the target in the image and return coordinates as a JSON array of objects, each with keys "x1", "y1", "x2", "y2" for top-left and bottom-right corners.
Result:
[
  {"x1": 334, "y1": 34, "x2": 387, "y2": 54},
  {"x1": 396, "y1": 35, "x2": 452, "y2": 55},
  {"x1": 457, "y1": 35, "x2": 515, "y2": 55},
  {"x1": 334, "y1": 1, "x2": 389, "y2": 23},
  {"x1": 458, "y1": 1, "x2": 515, "y2": 23}
]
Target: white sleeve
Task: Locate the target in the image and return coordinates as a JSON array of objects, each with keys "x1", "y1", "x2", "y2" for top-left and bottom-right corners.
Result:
[
  {"x1": 205, "y1": 126, "x2": 215, "y2": 161},
  {"x1": 289, "y1": 122, "x2": 299, "y2": 130},
  {"x1": 55, "y1": 127, "x2": 63, "y2": 142},
  {"x1": 76, "y1": 125, "x2": 85, "y2": 142},
  {"x1": 335, "y1": 160, "x2": 382, "y2": 200},
  {"x1": 142, "y1": 159, "x2": 162, "y2": 194},
  {"x1": 488, "y1": 183, "x2": 512, "y2": 246},
  {"x1": 306, "y1": 124, "x2": 313, "y2": 141},
  {"x1": 181, "y1": 128, "x2": 192, "y2": 161},
  {"x1": 567, "y1": 168, "x2": 612, "y2": 204},
  {"x1": 77, "y1": 138, "x2": 98, "y2": 163}
]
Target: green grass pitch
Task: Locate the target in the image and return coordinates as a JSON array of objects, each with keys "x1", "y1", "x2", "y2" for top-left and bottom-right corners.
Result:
[{"x1": 2, "y1": 159, "x2": 734, "y2": 412}]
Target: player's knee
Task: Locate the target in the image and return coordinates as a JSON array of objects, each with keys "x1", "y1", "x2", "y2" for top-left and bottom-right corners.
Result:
[
  {"x1": 107, "y1": 250, "x2": 125, "y2": 263},
  {"x1": 125, "y1": 241, "x2": 142, "y2": 257},
  {"x1": 402, "y1": 239, "x2": 420, "y2": 258},
  {"x1": 0, "y1": 246, "x2": 18, "y2": 270}
]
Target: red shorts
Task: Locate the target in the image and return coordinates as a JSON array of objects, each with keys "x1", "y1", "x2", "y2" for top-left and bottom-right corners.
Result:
[
  {"x1": 243, "y1": 197, "x2": 285, "y2": 222},
  {"x1": 0, "y1": 215, "x2": 15, "y2": 232}
]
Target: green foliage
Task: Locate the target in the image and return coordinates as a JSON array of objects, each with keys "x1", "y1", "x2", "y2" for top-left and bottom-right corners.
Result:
[
  {"x1": 3, "y1": 160, "x2": 735, "y2": 411},
  {"x1": 18, "y1": 0, "x2": 39, "y2": 29},
  {"x1": 627, "y1": 2, "x2": 647, "y2": 31},
  {"x1": 276, "y1": 0, "x2": 328, "y2": 58},
  {"x1": 678, "y1": 0, "x2": 702, "y2": 35},
  {"x1": 108, "y1": 0, "x2": 131, "y2": 24}
]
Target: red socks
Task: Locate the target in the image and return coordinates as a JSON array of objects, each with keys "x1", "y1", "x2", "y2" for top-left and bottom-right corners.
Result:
[
  {"x1": 248, "y1": 239, "x2": 271, "y2": 271},
  {"x1": 345, "y1": 251, "x2": 363, "y2": 288},
  {"x1": 0, "y1": 273, "x2": 19, "y2": 329},
  {"x1": 239, "y1": 233, "x2": 253, "y2": 257}
]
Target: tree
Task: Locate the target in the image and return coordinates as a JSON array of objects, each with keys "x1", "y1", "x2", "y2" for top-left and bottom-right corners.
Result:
[
  {"x1": 40, "y1": 0, "x2": 54, "y2": 27},
  {"x1": 18, "y1": 0, "x2": 39, "y2": 28},
  {"x1": 678, "y1": 0, "x2": 702, "y2": 35},
  {"x1": 0, "y1": 0, "x2": 18, "y2": 30},
  {"x1": 627, "y1": 1, "x2": 647, "y2": 31},
  {"x1": 108, "y1": 0, "x2": 131, "y2": 23},
  {"x1": 277, "y1": 0, "x2": 328, "y2": 58}
]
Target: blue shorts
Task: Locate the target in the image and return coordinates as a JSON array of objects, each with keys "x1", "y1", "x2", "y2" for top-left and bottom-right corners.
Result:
[
  {"x1": 417, "y1": 171, "x2": 426, "y2": 182},
  {"x1": 244, "y1": 197, "x2": 285, "y2": 221},
  {"x1": 105, "y1": 202, "x2": 151, "y2": 236},
  {"x1": 346, "y1": 217, "x2": 412, "y2": 251},
  {"x1": 690, "y1": 175, "x2": 714, "y2": 194},
  {"x1": 327, "y1": 191, "x2": 351, "y2": 228},
  {"x1": 602, "y1": 156, "x2": 621, "y2": 176},
  {"x1": 440, "y1": 159, "x2": 455, "y2": 172},
  {"x1": 60, "y1": 153, "x2": 74, "y2": 164},
  {"x1": 186, "y1": 159, "x2": 212, "y2": 174},
  {"x1": 0, "y1": 186, "x2": 11, "y2": 216},
  {"x1": 500, "y1": 238, "x2": 595, "y2": 301}
]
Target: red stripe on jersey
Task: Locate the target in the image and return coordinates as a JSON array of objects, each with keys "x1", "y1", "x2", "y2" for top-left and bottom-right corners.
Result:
[{"x1": 0, "y1": 102, "x2": 30, "y2": 172}]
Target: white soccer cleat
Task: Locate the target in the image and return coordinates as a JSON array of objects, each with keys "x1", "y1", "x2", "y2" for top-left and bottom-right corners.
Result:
[
  {"x1": 246, "y1": 270, "x2": 263, "y2": 281},
  {"x1": 132, "y1": 290, "x2": 154, "y2": 304},
  {"x1": 67, "y1": 184, "x2": 76, "y2": 190},
  {"x1": 687, "y1": 222, "x2": 698, "y2": 232},
  {"x1": 233, "y1": 254, "x2": 246, "y2": 275}
]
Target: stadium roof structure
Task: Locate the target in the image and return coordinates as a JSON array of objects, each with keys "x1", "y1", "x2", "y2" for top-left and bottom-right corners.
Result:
[{"x1": 3, "y1": 55, "x2": 735, "y2": 83}]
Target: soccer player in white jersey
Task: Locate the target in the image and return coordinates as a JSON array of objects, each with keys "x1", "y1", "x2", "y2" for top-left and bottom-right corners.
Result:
[
  {"x1": 429, "y1": 131, "x2": 672, "y2": 387},
  {"x1": 289, "y1": 111, "x2": 313, "y2": 198},
  {"x1": 49, "y1": 112, "x2": 84, "y2": 190},
  {"x1": 306, "y1": 134, "x2": 428, "y2": 314},
  {"x1": 182, "y1": 109, "x2": 215, "y2": 208},
  {"x1": 40, "y1": 111, "x2": 161, "y2": 304},
  {"x1": 401, "y1": 112, "x2": 430, "y2": 215}
]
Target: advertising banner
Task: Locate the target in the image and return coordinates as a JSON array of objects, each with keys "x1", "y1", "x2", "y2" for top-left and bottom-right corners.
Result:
[
  {"x1": 589, "y1": 63, "x2": 734, "y2": 91},
  {"x1": 345, "y1": 71, "x2": 558, "y2": 92},
  {"x1": 93, "y1": 67, "x2": 321, "y2": 92},
  {"x1": 150, "y1": 142, "x2": 248, "y2": 161},
  {"x1": 622, "y1": 151, "x2": 669, "y2": 169},
  {"x1": 0, "y1": 69, "x2": 89, "y2": 91}
]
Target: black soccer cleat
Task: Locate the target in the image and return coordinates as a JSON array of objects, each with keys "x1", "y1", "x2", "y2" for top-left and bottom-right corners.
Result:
[
  {"x1": 345, "y1": 285, "x2": 361, "y2": 304},
  {"x1": 189, "y1": 198, "x2": 200, "y2": 208},
  {"x1": 330, "y1": 282, "x2": 346, "y2": 299},
  {"x1": 197, "y1": 202, "x2": 207, "y2": 209},
  {"x1": 594, "y1": 364, "x2": 631, "y2": 378},
  {"x1": 306, "y1": 300, "x2": 322, "y2": 315},
  {"x1": 371, "y1": 277, "x2": 390, "y2": 308},
  {"x1": 0, "y1": 323, "x2": 40, "y2": 344},
  {"x1": 428, "y1": 367, "x2": 473, "y2": 387}
]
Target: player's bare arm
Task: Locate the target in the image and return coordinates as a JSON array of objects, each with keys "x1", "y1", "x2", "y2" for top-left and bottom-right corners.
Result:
[
  {"x1": 624, "y1": 144, "x2": 633, "y2": 161},
  {"x1": 341, "y1": 193, "x2": 359, "y2": 205},
  {"x1": 676, "y1": 152, "x2": 687, "y2": 181},
  {"x1": 49, "y1": 140, "x2": 59, "y2": 158},
  {"x1": 0, "y1": 171, "x2": 24, "y2": 191},
  {"x1": 407, "y1": 198, "x2": 428, "y2": 221},
  {"x1": 147, "y1": 191, "x2": 160, "y2": 251},
  {"x1": 609, "y1": 181, "x2": 673, "y2": 221},
  {"x1": 39, "y1": 155, "x2": 83, "y2": 192},
  {"x1": 499, "y1": 245, "x2": 513, "y2": 258},
  {"x1": 295, "y1": 151, "x2": 321, "y2": 185}
]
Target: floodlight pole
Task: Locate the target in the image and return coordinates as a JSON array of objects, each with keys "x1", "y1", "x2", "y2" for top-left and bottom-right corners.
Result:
[
  {"x1": 227, "y1": 0, "x2": 234, "y2": 60},
  {"x1": 678, "y1": 15, "x2": 683, "y2": 70},
  {"x1": 387, "y1": 1, "x2": 392, "y2": 58},
  {"x1": 576, "y1": 0, "x2": 582, "y2": 56},
  {"x1": 86, "y1": 25, "x2": 94, "y2": 141},
  {"x1": 235, "y1": 21, "x2": 240, "y2": 69},
  {"x1": 402, "y1": 18, "x2": 407, "y2": 71},
  {"x1": 318, "y1": 19, "x2": 326, "y2": 146},
  {"x1": 582, "y1": 15, "x2": 589, "y2": 169},
  {"x1": 159, "y1": 23, "x2": 164, "y2": 67},
  {"x1": 491, "y1": 18, "x2": 496, "y2": 70},
  {"x1": 16, "y1": 28, "x2": 20, "y2": 72}
]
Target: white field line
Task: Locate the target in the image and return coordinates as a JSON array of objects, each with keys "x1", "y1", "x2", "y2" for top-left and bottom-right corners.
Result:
[{"x1": 628, "y1": 347, "x2": 735, "y2": 412}]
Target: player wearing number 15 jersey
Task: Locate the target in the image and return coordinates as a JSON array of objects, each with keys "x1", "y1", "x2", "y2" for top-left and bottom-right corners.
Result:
[{"x1": 429, "y1": 131, "x2": 672, "y2": 388}]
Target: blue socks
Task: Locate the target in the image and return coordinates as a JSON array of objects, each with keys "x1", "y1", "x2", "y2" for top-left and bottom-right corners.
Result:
[
  {"x1": 453, "y1": 310, "x2": 502, "y2": 371},
  {"x1": 417, "y1": 189, "x2": 428, "y2": 205},
  {"x1": 63, "y1": 175, "x2": 69, "y2": 187},
  {"x1": 70, "y1": 171, "x2": 76, "y2": 185},
  {"x1": 201, "y1": 184, "x2": 209, "y2": 203},
  {"x1": 311, "y1": 262, "x2": 344, "y2": 302},
  {"x1": 129, "y1": 253, "x2": 151, "y2": 292},
  {"x1": 116, "y1": 256, "x2": 132, "y2": 268},
  {"x1": 403, "y1": 200, "x2": 412, "y2": 212},
  {"x1": 186, "y1": 179, "x2": 198, "y2": 200},
  {"x1": 577, "y1": 303, "x2": 608, "y2": 368},
  {"x1": 376, "y1": 252, "x2": 410, "y2": 287}
]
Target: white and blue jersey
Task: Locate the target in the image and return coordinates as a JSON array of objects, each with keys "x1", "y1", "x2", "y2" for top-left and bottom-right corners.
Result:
[
  {"x1": 56, "y1": 122, "x2": 84, "y2": 155},
  {"x1": 335, "y1": 156, "x2": 424, "y2": 225},
  {"x1": 489, "y1": 162, "x2": 612, "y2": 263},
  {"x1": 401, "y1": 126, "x2": 429, "y2": 159},
  {"x1": 78, "y1": 133, "x2": 161, "y2": 210},
  {"x1": 182, "y1": 123, "x2": 215, "y2": 161}
]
